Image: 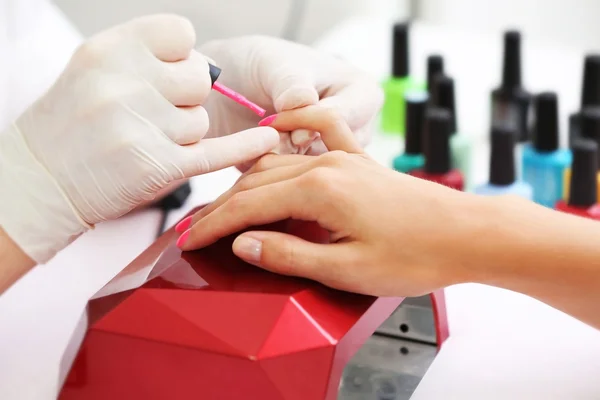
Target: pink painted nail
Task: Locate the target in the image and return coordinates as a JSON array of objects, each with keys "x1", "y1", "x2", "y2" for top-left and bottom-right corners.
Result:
[
  {"x1": 258, "y1": 114, "x2": 277, "y2": 126},
  {"x1": 176, "y1": 230, "x2": 191, "y2": 248},
  {"x1": 175, "y1": 216, "x2": 192, "y2": 233}
]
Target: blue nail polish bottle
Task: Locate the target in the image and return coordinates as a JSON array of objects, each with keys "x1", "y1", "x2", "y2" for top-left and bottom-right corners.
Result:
[
  {"x1": 475, "y1": 124, "x2": 533, "y2": 199},
  {"x1": 522, "y1": 92, "x2": 572, "y2": 207},
  {"x1": 392, "y1": 91, "x2": 428, "y2": 173}
]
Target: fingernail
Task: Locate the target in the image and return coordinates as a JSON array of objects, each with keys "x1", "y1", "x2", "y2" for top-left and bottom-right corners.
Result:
[
  {"x1": 258, "y1": 114, "x2": 277, "y2": 126},
  {"x1": 176, "y1": 229, "x2": 191, "y2": 249},
  {"x1": 175, "y1": 216, "x2": 192, "y2": 233},
  {"x1": 232, "y1": 235, "x2": 262, "y2": 263},
  {"x1": 291, "y1": 129, "x2": 318, "y2": 146}
]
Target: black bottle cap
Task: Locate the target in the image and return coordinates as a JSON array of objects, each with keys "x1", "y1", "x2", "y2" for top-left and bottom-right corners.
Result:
[
  {"x1": 154, "y1": 182, "x2": 192, "y2": 210},
  {"x1": 569, "y1": 139, "x2": 598, "y2": 207},
  {"x1": 581, "y1": 55, "x2": 600, "y2": 109},
  {"x1": 392, "y1": 22, "x2": 409, "y2": 77},
  {"x1": 424, "y1": 107, "x2": 452, "y2": 174},
  {"x1": 432, "y1": 75, "x2": 457, "y2": 133},
  {"x1": 426, "y1": 55, "x2": 444, "y2": 95},
  {"x1": 532, "y1": 92, "x2": 559, "y2": 152},
  {"x1": 580, "y1": 107, "x2": 600, "y2": 144},
  {"x1": 209, "y1": 63, "x2": 221, "y2": 86},
  {"x1": 489, "y1": 124, "x2": 516, "y2": 185},
  {"x1": 501, "y1": 30, "x2": 522, "y2": 89},
  {"x1": 404, "y1": 91, "x2": 429, "y2": 154}
]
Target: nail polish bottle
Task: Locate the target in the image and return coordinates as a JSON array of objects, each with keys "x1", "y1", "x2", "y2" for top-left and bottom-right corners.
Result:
[
  {"x1": 475, "y1": 124, "x2": 533, "y2": 200},
  {"x1": 563, "y1": 107, "x2": 600, "y2": 202},
  {"x1": 392, "y1": 91, "x2": 428, "y2": 173},
  {"x1": 426, "y1": 54, "x2": 444, "y2": 98},
  {"x1": 381, "y1": 22, "x2": 425, "y2": 135},
  {"x1": 431, "y1": 74, "x2": 473, "y2": 190},
  {"x1": 555, "y1": 139, "x2": 600, "y2": 220},
  {"x1": 409, "y1": 107, "x2": 464, "y2": 191},
  {"x1": 491, "y1": 30, "x2": 532, "y2": 144},
  {"x1": 569, "y1": 55, "x2": 600, "y2": 147},
  {"x1": 522, "y1": 92, "x2": 572, "y2": 207},
  {"x1": 475, "y1": 124, "x2": 533, "y2": 199}
]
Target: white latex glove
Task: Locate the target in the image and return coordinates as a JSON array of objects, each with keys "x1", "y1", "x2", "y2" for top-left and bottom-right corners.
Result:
[
  {"x1": 0, "y1": 15, "x2": 279, "y2": 264},
  {"x1": 200, "y1": 36, "x2": 383, "y2": 161}
]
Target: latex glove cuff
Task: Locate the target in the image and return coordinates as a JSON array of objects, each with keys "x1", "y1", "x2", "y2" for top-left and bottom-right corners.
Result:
[{"x1": 0, "y1": 124, "x2": 91, "y2": 264}]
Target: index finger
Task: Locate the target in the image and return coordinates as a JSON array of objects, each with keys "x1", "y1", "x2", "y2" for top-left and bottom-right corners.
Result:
[{"x1": 261, "y1": 105, "x2": 364, "y2": 154}]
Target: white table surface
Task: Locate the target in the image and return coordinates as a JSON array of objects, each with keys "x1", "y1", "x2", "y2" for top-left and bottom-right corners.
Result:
[
  {"x1": 314, "y1": 17, "x2": 600, "y2": 400},
  {"x1": 1, "y1": 17, "x2": 600, "y2": 400}
]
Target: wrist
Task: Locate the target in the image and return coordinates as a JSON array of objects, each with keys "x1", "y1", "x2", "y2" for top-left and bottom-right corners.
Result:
[
  {"x1": 0, "y1": 123, "x2": 88, "y2": 264},
  {"x1": 450, "y1": 194, "x2": 524, "y2": 285},
  {"x1": 428, "y1": 191, "x2": 502, "y2": 287},
  {"x1": 459, "y1": 194, "x2": 600, "y2": 296},
  {"x1": 447, "y1": 193, "x2": 547, "y2": 287}
]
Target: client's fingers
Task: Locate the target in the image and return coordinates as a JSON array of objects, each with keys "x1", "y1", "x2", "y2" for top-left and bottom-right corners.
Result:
[
  {"x1": 232, "y1": 231, "x2": 356, "y2": 289},
  {"x1": 179, "y1": 180, "x2": 312, "y2": 250},
  {"x1": 184, "y1": 154, "x2": 311, "y2": 224},
  {"x1": 260, "y1": 105, "x2": 363, "y2": 154},
  {"x1": 191, "y1": 156, "x2": 330, "y2": 223}
]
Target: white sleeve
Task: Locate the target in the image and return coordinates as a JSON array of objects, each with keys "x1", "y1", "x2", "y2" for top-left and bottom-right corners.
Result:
[{"x1": 4, "y1": 0, "x2": 83, "y2": 128}]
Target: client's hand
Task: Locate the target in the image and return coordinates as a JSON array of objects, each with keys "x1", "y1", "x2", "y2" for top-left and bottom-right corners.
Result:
[{"x1": 177, "y1": 106, "x2": 478, "y2": 297}]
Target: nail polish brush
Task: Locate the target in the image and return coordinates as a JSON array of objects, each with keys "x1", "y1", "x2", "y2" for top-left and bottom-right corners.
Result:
[{"x1": 208, "y1": 64, "x2": 266, "y2": 117}]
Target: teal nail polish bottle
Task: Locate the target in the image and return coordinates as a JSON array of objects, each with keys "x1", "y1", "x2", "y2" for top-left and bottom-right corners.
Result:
[
  {"x1": 381, "y1": 22, "x2": 425, "y2": 135},
  {"x1": 431, "y1": 74, "x2": 474, "y2": 191},
  {"x1": 522, "y1": 92, "x2": 572, "y2": 207},
  {"x1": 392, "y1": 91, "x2": 428, "y2": 173},
  {"x1": 475, "y1": 124, "x2": 533, "y2": 199}
]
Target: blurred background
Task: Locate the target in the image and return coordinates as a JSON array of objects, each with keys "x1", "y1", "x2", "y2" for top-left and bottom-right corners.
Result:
[
  {"x1": 46, "y1": 0, "x2": 600, "y2": 149},
  {"x1": 53, "y1": 0, "x2": 600, "y2": 49},
  {"x1": 6, "y1": 0, "x2": 600, "y2": 145}
]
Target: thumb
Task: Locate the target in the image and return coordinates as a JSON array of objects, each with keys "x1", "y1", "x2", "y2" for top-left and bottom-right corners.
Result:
[
  {"x1": 266, "y1": 69, "x2": 320, "y2": 112},
  {"x1": 175, "y1": 127, "x2": 279, "y2": 177},
  {"x1": 232, "y1": 231, "x2": 348, "y2": 285}
]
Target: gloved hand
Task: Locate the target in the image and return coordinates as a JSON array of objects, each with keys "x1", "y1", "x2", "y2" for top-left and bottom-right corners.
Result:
[
  {"x1": 200, "y1": 35, "x2": 383, "y2": 164},
  {"x1": 0, "y1": 15, "x2": 279, "y2": 264}
]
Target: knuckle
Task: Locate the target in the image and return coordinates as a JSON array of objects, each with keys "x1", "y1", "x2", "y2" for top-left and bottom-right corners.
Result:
[
  {"x1": 253, "y1": 155, "x2": 274, "y2": 173},
  {"x1": 321, "y1": 108, "x2": 347, "y2": 130},
  {"x1": 228, "y1": 191, "x2": 250, "y2": 211},
  {"x1": 279, "y1": 240, "x2": 300, "y2": 272},
  {"x1": 194, "y1": 157, "x2": 211, "y2": 174},
  {"x1": 302, "y1": 167, "x2": 335, "y2": 189},
  {"x1": 319, "y1": 150, "x2": 349, "y2": 167},
  {"x1": 236, "y1": 174, "x2": 258, "y2": 192}
]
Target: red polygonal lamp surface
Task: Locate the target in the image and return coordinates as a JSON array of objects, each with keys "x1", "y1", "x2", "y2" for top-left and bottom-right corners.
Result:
[{"x1": 59, "y1": 207, "x2": 448, "y2": 400}]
